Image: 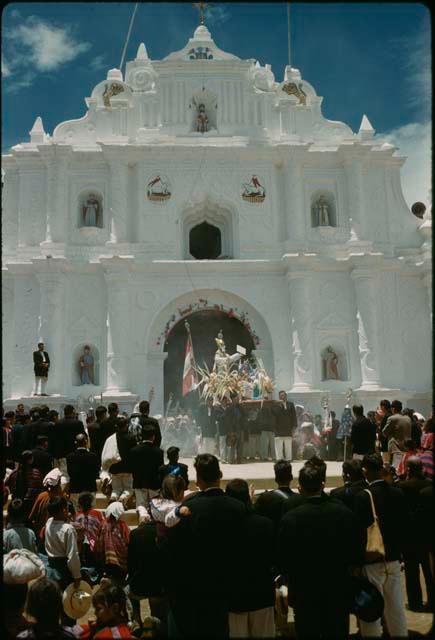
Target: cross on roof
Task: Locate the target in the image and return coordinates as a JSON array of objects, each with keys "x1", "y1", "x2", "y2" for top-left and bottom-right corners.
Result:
[{"x1": 193, "y1": 2, "x2": 209, "y2": 25}]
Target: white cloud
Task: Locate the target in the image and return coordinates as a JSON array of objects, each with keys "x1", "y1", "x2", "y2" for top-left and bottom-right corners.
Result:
[
  {"x1": 4, "y1": 71, "x2": 37, "y2": 94},
  {"x1": 204, "y1": 4, "x2": 231, "y2": 26},
  {"x1": 387, "y1": 21, "x2": 431, "y2": 121},
  {"x1": 89, "y1": 54, "x2": 107, "y2": 72},
  {"x1": 2, "y1": 56, "x2": 11, "y2": 77},
  {"x1": 383, "y1": 120, "x2": 431, "y2": 209},
  {"x1": 7, "y1": 16, "x2": 91, "y2": 73}
]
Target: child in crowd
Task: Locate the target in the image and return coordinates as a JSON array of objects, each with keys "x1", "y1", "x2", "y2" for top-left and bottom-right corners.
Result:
[
  {"x1": 149, "y1": 475, "x2": 190, "y2": 539},
  {"x1": 77, "y1": 582, "x2": 133, "y2": 639},
  {"x1": 94, "y1": 502, "x2": 130, "y2": 586},
  {"x1": 397, "y1": 438, "x2": 418, "y2": 479},
  {"x1": 17, "y1": 577, "x2": 77, "y2": 639},
  {"x1": 75, "y1": 492, "x2": 105, "y2": 569},
  {"x1": 4, "y1": 498, "x2": 38, "y2": 554}
]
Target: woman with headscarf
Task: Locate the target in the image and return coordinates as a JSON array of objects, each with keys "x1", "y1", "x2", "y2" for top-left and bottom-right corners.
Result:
[{"x1": 94, "y1": 502, "x2": 130, "y2": 586}]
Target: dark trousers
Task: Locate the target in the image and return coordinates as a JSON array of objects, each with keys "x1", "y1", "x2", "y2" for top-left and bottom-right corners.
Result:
[
  {"x1": 404, "y1": 547, "x2": 434, "y2": 608},
  {"x1": 168, "y1": 597, "x2": 229, "y2": 639},
  {"x1": 293, "y1": 601, "x2": 348, "y2": 640}
]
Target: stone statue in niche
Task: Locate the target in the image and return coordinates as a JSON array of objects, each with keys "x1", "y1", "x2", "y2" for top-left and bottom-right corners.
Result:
[
  {"x1": 102, "y1": 82, "x2": 124, "y2": 108},
  {"x1": 196, "y1": 103, "x2": 209, "y2": 133},
  {"x1": 322, "y1": 345, "x2": 339, "y2": 380},
  {"x1": 314, "y1": 195, "x2": 331, "y2": 227},
  {"x1": 79, "y1": 345, "x2": 94, "y2": 385},
  {"x1": 82, "y1": 194, "x2": 102, "y2": 227}
]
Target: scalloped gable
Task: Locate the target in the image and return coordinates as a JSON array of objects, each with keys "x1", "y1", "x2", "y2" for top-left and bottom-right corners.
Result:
[{"x1": 163, "y1": 24, "x2": 240, "y2": 61}]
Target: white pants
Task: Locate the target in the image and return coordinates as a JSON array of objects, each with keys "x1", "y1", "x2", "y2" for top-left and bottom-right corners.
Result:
[
  {"x1": 359, "y1": 560, "x2": 408, "y2": 638},
  {"x1": 248, "y1": 434, "x2": 261, "y2": 459},
  {"x1": 110, "y1": 474, "x2": 133, "y2": 502},
  {"x1": 34, "y1": 376, "x2": 47, "y2": 395},
  {"x1": 219, "y1": 435, "x2": 227, "y2": 461},
  {"x1": 70, "y1": 492, "x2": 96, "y2": 511},
  {"x1": 135, "y1": 488, "x2": 159, "y2": 519},
  {"x1": 260, "y1": 431, "x2": 275, "y2": 460},
  {"x1": 53, "y1": 458, "x2": 69, "y2": 487},
  {"x1": 200, "y1": 436, "x2": 216, "y2": 455},
  {"x1": 229, "y1": 606, "x2": 275, "y2": 638},
  {"x1": 274, "y1": 436, "x2": 292, "y2": 461}
]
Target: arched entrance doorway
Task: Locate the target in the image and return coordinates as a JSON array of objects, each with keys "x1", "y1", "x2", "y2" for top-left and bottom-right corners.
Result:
[{"x1": 163, "y1": 309, "x2": 255, "y2": 411}]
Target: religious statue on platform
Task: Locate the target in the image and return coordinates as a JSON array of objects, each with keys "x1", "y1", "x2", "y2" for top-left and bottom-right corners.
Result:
[
  {"x1": 322, "y1": 345, "x2": 339, "y2": 380},
  {"x1": 313, "y1": 195, "x2": 331, "y2": 227},
  {"x1": 79, "y1": 345, "x2": 94, "y2": 385},
  {"x1": 214, "y1": 330, "x2": 241, "y2": 372},
  {"x1": 82, "y1": 194, "x2": 101, "y2": 227},
  {"x1": 196, "y1": 103, "x2": 209, "y2": 133}
]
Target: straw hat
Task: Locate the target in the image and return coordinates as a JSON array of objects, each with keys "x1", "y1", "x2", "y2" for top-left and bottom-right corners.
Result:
[{"x1": 62, "y1": 581, "x2": 93, "y2": 619}]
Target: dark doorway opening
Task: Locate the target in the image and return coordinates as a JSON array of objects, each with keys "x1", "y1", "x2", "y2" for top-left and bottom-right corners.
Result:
[
  {"x1": 163, "y1": 309, "x2": 255, "y2": 411},
  {"x1": 189, "y1": 222, "x2": 221, "y2": 259}
]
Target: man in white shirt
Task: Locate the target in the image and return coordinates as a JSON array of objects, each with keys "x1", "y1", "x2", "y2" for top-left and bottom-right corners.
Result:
[{"x1": 44, "y1": 496, "x2": 81, "y2": 590}]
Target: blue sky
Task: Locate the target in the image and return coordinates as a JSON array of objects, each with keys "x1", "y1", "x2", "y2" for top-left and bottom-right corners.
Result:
[{"x1": 1, "y1": 2, "x2": 431, "y2": 207}]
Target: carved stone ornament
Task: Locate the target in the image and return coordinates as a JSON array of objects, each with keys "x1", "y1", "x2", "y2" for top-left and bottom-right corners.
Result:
[
  {"x1": 282, "y1": 82, "x2": 307, "y2": 105},
  {"x1": 147, "y1": 175, "x2": 172, "y2": 202},
  {"x1": 102, "y1": 83, "x2": 125, "y2": 108},
  {"x1": 241, "y1": 175, "x2": 266, "y2": 203}
]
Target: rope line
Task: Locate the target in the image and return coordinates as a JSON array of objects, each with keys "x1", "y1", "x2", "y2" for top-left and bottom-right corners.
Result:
[
  {"x1": 120, "y1": 2, "x2": 140, "y2": 73},
  {"x1": 287, "y1": 3, "x2": 292, "y2": 68}
]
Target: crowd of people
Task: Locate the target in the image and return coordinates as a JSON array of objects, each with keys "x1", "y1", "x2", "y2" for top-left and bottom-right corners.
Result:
[{"x1": 2, "y1": 396, "x2": 434, "y2": 639}]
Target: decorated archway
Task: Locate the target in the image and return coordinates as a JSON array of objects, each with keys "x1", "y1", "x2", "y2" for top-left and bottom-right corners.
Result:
[
  {"x1": 146, "y1": 289, "x2": 274, "y2": 415},
  {"x1": 163, "y1": 309, "x2": 255, "y2": 409}
]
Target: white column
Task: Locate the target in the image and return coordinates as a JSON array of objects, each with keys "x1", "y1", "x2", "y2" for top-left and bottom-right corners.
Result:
[
  {"x1": 287, "y1": 272, "x2": 314, "y2": 390},
  {"x1": 2, "y1": 163, "x2": 19, "y2": 252},
  {"x1": 36, "y1": 271, "x2": 66, "y2": 394},
  {"x1": 108, "y1": 159, "x2": 129, "y2": 243},
  {"x1": 44, "y1": 158, "x2": 57, "y2": 243},
  {"x1": 344, "y1": 157, "x2": 365, "y2": 236},
  {"x1": 421, "y1": 272, "x2": 432, "y2": 315},
  {"x1": 285, "y1": 159, "x2": 305, "y2": 243},
  {"x1": 2, "y1": 270, "x2": 14, "y2": 399},
  {"x1": 351, "y1": 269, "x2": 381, "y2": 389},
  {"x1": 104, "y1": 268, "x2": 131, "y2": 392},
  {"x1": 145, "y1": 352, "x2": 168, "y2": 415}
]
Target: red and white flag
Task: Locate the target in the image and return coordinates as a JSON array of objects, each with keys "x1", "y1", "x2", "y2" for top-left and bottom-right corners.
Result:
[{"x1": 182, "y1": 332, "x2": 198, "y2": 396}]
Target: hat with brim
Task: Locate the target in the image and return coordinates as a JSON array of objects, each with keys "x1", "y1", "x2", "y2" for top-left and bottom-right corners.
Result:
[
  {"x1": 62, "y1": 580, "x2": 93, "y2": 619},
  {"x1": 349, "y1": 575, "x2": 384, "y2": 622}
]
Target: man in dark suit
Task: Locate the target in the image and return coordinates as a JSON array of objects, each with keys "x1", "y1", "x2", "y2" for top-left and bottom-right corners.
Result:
[
  {"x1": 87, "y1": 405, "x2": 108, "y2": 466},
  {"x1": 66, "y1": 433, "x2": 100, "y2": 509},
  {"x1": 274, "y1": 390, "x2": 297, "y2": 460},
  {"x1": 31, "y1": 435, "x2": 53, "y2": 479},
  {"x1": 161, "y1": 454, "x2": 247, "y2": 638},
  {"x1": 99, "y1": 402, "x2": 119, "y2": 445},
  {"x1": 225, "y1": 479, "x2": 276, "y2": 638},
  {"x1": 129, "y1": 425, "x2": 164, "y2": 523},
  {"x1": 353, "y1": 453, "x2": 409, "y2": 637},
  {"x1": 27, "y1": 405, "x2": 53, "y2": 450},
  {"x1": 397, "y1": 456, "x2": 433, "y2": 611},
  {"x1": 330, "y1": 459, "x2": 368, "y2": 511},
  {"x1": 158, "y1": 446, "x2": 189, "y2": 489},
  {"x1": 33, "y1": 342, "x2": 50, "y2": 396},
  {"x1": 273, "y1": 459, "x2": 304, "y2": 516},
  {"x1": 350, "y1": 404, "x2": 377, "y2": 459},
  {"x1": 278, "y1": 465, "x2": 364, "y2": 640},
  {"x1": 139, "y1": 400, "x2": 162, "y2": 448},
  {"x1": 50, "y1": 404, "x2": 86, "y2": 488}
]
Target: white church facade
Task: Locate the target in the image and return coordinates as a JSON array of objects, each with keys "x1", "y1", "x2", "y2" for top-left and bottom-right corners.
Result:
[{"x1": 2, "y1": 23, "x2": 432, "y2": 415}]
